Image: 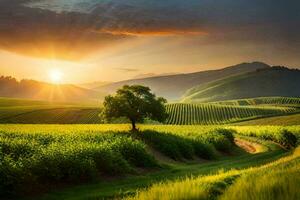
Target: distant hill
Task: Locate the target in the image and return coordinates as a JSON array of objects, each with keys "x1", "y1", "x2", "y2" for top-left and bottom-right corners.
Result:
[
  {"x1": 183, "y1": 67, "x2": 300, "y2": 103},
  {"x1": 95, "y1": 62, "x2": 270, "y2": 100},
  {"x1": 0, "y1": 76, "x2": 104, "y2": 103}
]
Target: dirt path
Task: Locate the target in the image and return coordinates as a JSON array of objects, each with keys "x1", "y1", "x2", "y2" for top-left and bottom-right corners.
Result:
[{"x1": 234, "y1": 138, "x2": 260, "y2": 153}]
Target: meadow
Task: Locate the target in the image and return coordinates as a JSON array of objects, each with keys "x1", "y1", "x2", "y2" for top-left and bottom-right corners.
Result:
[{"x1": 127, "y1": 146, "x2": 300, "y2": 200}]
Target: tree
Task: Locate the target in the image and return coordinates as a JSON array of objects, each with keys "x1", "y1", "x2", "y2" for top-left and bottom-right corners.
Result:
[{"x1": 101, "y1": 85, "x2": 168, "y2": 131}]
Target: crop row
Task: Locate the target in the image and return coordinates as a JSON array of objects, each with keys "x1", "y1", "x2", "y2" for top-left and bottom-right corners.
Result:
[
  {"x1": 166, "y1": 103, "x2": 296, "y2": 125},
  {"x1": 0, "y1": 125, "x2": 235, "y2": 197}
]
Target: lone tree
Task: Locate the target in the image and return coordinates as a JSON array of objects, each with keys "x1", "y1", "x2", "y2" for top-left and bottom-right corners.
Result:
[{"x1": 101, "y1": 85, "x2": 168, "y2": 131}]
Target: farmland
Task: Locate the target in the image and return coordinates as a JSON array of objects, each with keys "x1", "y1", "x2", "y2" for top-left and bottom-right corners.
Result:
[
  {"x1": 0, "y1": 124, "x2": 299, "y2": 199},
  {"x1": 165, "y1": 103, "x2": 298, "y2": 125},
  {"x1": 0, "y1": 97, "x2": 300, "y2": 199},
  {"x1": 1, "y1": 97, "x2": 300, "y2": 125}
]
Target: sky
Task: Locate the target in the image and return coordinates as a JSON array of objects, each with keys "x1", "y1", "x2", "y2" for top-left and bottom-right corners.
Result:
[{"x1": 0, "y1": 0, "x2": 300, "y2": 83}]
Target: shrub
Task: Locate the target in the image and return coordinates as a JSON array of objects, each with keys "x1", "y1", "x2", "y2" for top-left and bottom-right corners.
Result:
[
  {"x1": 215, "y1": 129, "x2": 236, "y2": 144},
  {"x1": 198, "y1": 132, "x2": 232, "y2": 153},
  {"x1": 0, "y1": 130, "x2": 157, "y2": 197},
  {"x1": 275, "y1": 130, "x2": 297, "y2": 149},
  {"x1": 139, "y1": 131, "x2": 188, "y2": 160}
]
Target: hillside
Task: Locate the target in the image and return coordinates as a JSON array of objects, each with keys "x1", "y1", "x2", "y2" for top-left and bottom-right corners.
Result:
[
  {"x1": 183, "y1": 67, "x2": 300, "y2": 103},
  {"x1": 95, "y1": 62, "x2": 270, "y2": 100},
  {"x1": 0, "y1": 76, "x2": 104, "y2": 103}
]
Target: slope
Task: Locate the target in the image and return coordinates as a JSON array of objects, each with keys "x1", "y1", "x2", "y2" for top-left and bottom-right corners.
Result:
[
  {"x1": 183, "y1": 67, "x2": 300, "y2": 103},
  {"x1": 95, "y1": 62, "x2": 270, "y2": 100}
]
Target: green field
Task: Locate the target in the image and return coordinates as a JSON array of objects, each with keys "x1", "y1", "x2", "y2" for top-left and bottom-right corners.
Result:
[
  {"x1": 1, "y1": 97, "x2": 300, "y2": 199},
  {"x1": 235, "y1": 113, "x2": 300, "y2": 126},
  {"x1": 211, "y1": 97, "x2": 300, "y2": 107},
  {"x1": 166, "y1": 103, "x2": 298, "y2": 125},
  {"x1": 1, "y1": 97, "x2": 300, "y2": 125},
  {"x1": 0, "y1": 124, "x2": 299, "y2": 200}
]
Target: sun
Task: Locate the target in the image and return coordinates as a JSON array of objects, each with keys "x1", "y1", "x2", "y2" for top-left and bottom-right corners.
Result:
[{"x1": 49, "y1": 69, "x2": 63, "y2": 84}]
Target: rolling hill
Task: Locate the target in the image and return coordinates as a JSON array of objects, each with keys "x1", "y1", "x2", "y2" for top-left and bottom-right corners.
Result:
[
  {"x1": 95, "y1": 62, "x2": 270, "y2": 100},
  {"x1": 0, "y1": 76, "x2": 104, "y2": 103},
  {"x1": 183, "y1": 67, "x2": 300, "y2": 103}
]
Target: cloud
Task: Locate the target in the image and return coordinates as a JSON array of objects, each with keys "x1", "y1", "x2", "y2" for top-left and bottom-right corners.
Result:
[{"x1": 0, "y1": 0, "x2": 299, "y2": 60}]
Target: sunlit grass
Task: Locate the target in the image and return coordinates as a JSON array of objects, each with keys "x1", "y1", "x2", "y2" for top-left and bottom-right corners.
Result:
[{"x1": 127, "y1": 147, "x2": 300, "y2": 200}]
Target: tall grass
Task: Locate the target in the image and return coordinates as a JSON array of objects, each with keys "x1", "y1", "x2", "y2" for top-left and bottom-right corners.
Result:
[
  {"x1": 126, "y1": 147, "x2": 300, "y2": 200},
  {"x1": 0, "y1": 125, "x2": 236, "y2": 197},
  {"x1": 220, "y1": 147, "x2": 300, "y2": 200}
]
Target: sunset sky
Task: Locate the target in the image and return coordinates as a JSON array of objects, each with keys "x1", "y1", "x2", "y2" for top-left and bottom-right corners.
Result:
[{"x1": 0, "y1": 0, "x2": 300, "y2": 83}]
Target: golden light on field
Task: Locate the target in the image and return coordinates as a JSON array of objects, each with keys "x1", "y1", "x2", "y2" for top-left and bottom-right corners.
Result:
[{"x1": 49, "y1": 69, "x2": 63, "y2": 84}]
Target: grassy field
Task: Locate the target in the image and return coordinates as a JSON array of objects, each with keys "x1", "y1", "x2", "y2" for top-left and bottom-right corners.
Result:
[
  {"x1": 235, "y1": 113, "x2": 300, "y2": 126},
  {"x1": 126, "y1": 147, "x2": 300, "y2": 200},
  {"x1": 0, "y1": 124, "x2": 299, "y2": 199},
  {"x1": 211, "y1": 97, "x2": 300, "y2": 106}
]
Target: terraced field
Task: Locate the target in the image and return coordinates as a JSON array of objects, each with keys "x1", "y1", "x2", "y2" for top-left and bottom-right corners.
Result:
[{"x1": 165, "y1": 103, "x2": 298, "y2": 125}]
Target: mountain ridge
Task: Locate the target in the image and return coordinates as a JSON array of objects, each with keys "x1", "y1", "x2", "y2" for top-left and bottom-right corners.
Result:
[
  {"x1": 94, "y1": 62, "x2": 270, "y2": 100},
  {"x1": 0, "y1": 76, "x2": 104, "y2": 103}
]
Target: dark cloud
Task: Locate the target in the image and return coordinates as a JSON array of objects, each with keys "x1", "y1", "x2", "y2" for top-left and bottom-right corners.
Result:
[{"x1": 0, "y1": 0, "x2": 299, "y2": 60}]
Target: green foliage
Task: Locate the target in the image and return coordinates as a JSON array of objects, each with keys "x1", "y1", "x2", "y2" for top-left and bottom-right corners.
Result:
[
  {"x1": 234, "y1": 126, "x2": 300, "y2": 149},
  {"x1": 138, "y1": 130, "x2": 195, "y2": 160},
  {"x1": 0, "y1": 129, "x2": 158, "y2": 196},
  {"x1": 102, "y1": 85, "x2": 168, "y2": 130}
]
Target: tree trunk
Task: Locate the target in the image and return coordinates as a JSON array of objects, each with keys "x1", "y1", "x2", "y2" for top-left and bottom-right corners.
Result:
[{"x1": 131, "y1": 119, "x2": 137, "y2": 131}]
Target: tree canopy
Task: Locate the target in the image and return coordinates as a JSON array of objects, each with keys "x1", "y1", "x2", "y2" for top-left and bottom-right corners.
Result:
[{"x1": 101, "y1": 85, "x2": 168, "y2": 130}]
